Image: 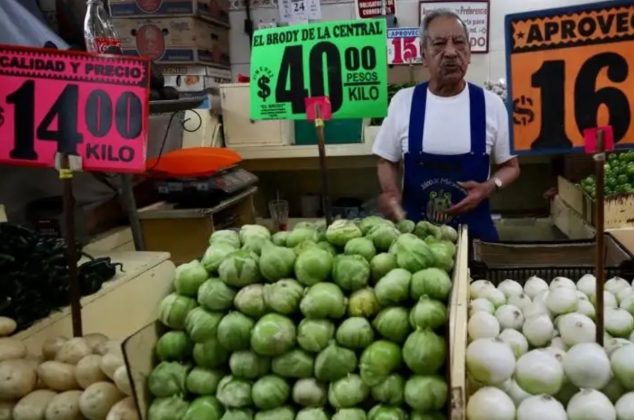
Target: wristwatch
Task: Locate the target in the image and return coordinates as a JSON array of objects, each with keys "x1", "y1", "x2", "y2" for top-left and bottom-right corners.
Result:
[{"x1": 492, "y1": 176, "x2": 503, "y2": 190}]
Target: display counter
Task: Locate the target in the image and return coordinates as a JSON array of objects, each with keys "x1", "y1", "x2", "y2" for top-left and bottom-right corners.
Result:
[{"x1": 15, "y1": 251, "x2": 174, "y2": 355}]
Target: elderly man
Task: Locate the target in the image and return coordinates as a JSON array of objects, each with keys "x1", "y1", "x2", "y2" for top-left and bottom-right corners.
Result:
[{"x1": 373, "y1": 9, "x2": 520, "y2": 242}]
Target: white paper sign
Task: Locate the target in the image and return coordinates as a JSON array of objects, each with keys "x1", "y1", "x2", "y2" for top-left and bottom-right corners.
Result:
[
  {"x1": 278, "y1": 0, "x2": 321, "y2": 23},
  {"x1": 419, "y1": 1, "x2": 489, "y2": 53}
]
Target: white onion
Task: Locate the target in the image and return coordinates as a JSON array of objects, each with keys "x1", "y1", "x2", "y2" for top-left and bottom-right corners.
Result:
[
  {"x1": 611, "y1": 344, "x2": 634, "y2": 390},
  {"x1": 533, "y1": 289, "x2": 550, "y2": 305},
  {"x1": 468, "y1": 311, "x2": 500, "y2": 341},
  {"x1": 617, "y1": 287, "x2": 634, "y2": 305},
  {"x1": 466, "y1": 387, "x2": 516, "y2": 420},
  {"x1": 546, "y1": 286, "x2": 578, "y2": 315},
  {"x1": 604, "y1": 337, "x2": 631, "y2": 357},
  {"x1": 567, "y1": 389, "x2": 616, "y2": 420},
  {"x1": 469, "y1": 298, "x2": 495, "y2": 316},
  {"x1": 605, "y1": 308, "x2": 634, "y2": 338},
  {"x1": 508, "y1": 293, "x2": 532, "y2": 312},
  {"x1": 524, "y1": 276, "x2": 549, "y2": 298},
  {"x1": 523, "y1": 314, "x2": 554, "y2": 347},
  {"x1": 606, "y1": 276, "x2": 631, "y2": 296},
  {"x1": 470, "y1": 280, "x2": 495, "y2": 299},
  {"x1": 524, "y1": 301, "x2": 549, "y2": 319},
  {"x1": 576, "y1": 290, "x2": 589, "y2": 301},
  {"x1": 517, "y1": 394, "x2": 567, "y2": 420},
  {"x1": 499, "y1": 328, "x2": 529, "y2": 359},
  {"x1": 481, "y1": 287, "x2": 506, "y2": 308},
  {"x1": 615, "y1": 392, "x2": 634, "y2": 420},
  {"x1": 515, "y1": 349, "x2": 564, "y2": 395},
  {"x1": 495, "y1": 304, "x2": 525, "y2": 330},
  {"x1": 592, "y1": 290, "x2": 618, "y2": 309},
  {"x1": 601, "y1": 376, "x2": 626, "y2": 404},
  {"x1": 577, "y1": 274, "x2": 597, "y2": 297},
  {"x1": 577, "y1": 299, "x2": 596, "y2": 319},
  {"x1": 621, "y1": 294, "x2": 634, "y2": 315},
  {"x1": 544, "y1": 346, "x2": 566, "y2": 362},
  {"x1": 558, "y1": 313, "x2": 596, "y2": 347},
  {"x1": 563, "y1": 342, "x2": 612, "y2": 389},
  {"x1": 549, "y1": 337, "x2": 567, "y2": 351},
  {"x1": 498, "y1": 279, "x2": 524, "y2": 298},
  {"x1": 466, "y1": 338, "x2": 516, "y2": 385},
  {"x1": 550, "y1": 276, "x2": 576, "y2": 290},
  {"x1": 507, "y1": 379, "x2": 532, "y2": 406}
]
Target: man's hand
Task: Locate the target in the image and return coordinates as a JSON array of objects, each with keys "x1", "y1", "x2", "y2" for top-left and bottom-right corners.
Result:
[
  {"x1": 379, "y1": 191, "x2": 405, "y2": 221},
  {"x1": 447, "y1": 180, "x2": 495, "y2": 215}
]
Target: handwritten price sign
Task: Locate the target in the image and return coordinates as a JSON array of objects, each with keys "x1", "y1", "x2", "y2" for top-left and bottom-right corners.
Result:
[
  {"x1": 0, "y1": 45, "x2": 150, "y2": 172},
  {"x1": 249, "y1": 19, "x2": 388, "y2": 120},
  {"x1": 506, "y1": 2, "x2": 634, "y2": 154},
  {"x1": 387, "y1": 27, "x2": 421, "y2": 65}
]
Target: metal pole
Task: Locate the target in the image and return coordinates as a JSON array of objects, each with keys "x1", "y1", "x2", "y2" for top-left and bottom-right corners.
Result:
[
  {"x1": 60, "y1": 155, "x2": 82, "y2": 337},
  {"x1": 594, "y1": 129, "x2": 605, "y2": 346}
]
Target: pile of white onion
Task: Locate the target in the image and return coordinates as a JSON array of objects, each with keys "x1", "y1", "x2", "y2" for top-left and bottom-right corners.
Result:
[{"x1": 465, "y1": 275, "x2": 634, "y2": 420}]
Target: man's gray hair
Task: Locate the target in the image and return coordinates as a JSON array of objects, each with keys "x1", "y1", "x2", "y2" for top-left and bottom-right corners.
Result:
[{"x1": 419, "y1": 9, "x2": 469, "y2": 45}]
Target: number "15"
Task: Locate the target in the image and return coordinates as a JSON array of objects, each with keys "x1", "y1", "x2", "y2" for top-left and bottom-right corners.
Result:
[{"x1": 391, "y1": 37, "x2": 419, "y2": 65}]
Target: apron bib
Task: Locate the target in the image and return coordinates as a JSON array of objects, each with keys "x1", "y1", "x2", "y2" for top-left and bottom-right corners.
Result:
[{"x1": 401, "y1": 82, "x2": 498, "y2": 242}]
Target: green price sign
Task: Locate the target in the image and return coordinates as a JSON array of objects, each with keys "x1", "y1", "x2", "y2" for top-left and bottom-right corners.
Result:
[{"x1": 250, "y1": 19, "x2": 388, "y2": 120}]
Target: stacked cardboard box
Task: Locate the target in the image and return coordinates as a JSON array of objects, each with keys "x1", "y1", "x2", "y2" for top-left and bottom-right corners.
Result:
[{"x1": 110, "y1": 0, "x2": 231, "y2": 72}]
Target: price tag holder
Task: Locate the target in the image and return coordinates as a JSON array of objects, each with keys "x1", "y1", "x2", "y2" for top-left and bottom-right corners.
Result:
[
  {"x1": 249, "y1": 19, "x2": 388, "y2": 120},
  {"x1": 506, "y1": 2, "x2": 634, "y2": 155},
  {"x1": 0, "y1": 44, "x2": 150, "y2": 172},
  {"x1": 387, "y1": 27, "x2": 421, "y2": 65}
]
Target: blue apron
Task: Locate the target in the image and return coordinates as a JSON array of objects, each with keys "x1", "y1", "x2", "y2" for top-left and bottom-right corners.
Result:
[{"x1": 402, "y1": 82, "x2": 498, "y2": 242}]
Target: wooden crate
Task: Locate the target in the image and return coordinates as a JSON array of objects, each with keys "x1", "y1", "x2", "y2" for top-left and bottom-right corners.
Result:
[
  {"x1": 122, "y1": 226, "x2": 471, "y2": 419},
  {"x1": 449, "y1": 227, "x2": 469, "y2": 419},
  {"x1": 551, "y1": 195, "x2": 595, "y2": 240},
  {"x1": 454, "y1": 235, "x2": 634, "y2": 419},
  {"x1": 558, "y1": 176, "x2": 634, "y2": 229},
  {"x1": 138, "y1": 187, "x2": 256, "y2": 264}
]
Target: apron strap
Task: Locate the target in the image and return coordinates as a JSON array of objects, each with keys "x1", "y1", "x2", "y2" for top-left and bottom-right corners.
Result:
[
  {"x1": 408, "y1": 82, "x2": 429, "y2": 155},
  {"x1": 468, "y1": 83, "x2": 487, "y2": 155}
]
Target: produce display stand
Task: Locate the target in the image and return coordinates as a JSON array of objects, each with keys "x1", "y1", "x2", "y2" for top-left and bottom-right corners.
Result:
[
  {"x1": 14, "y1": 251, "x2": 175, "y2": 355},
  {"x1": 457, "y1": 1, "x2": 634, "y2": 413},
  {"x1": 452, "y1": 235, "x2": 634, "y2": 419},
  {"x1": 121, "y1": 225, "x2": 470, "y2": 419}
]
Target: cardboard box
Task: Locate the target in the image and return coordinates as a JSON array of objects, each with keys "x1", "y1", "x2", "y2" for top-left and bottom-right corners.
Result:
[
  {"x1": 158, "y1": 63, "x2": 230, "y2": 76},
  {"x1": 109, "y1": 0, "x2": 230, "y2": 27},
  {"x1": 557, "y1": 176, "x2": 634, "y2": 229},
  {"x1": 163, "y1": 68, "x2": 232, "y2": 92},
  {"x1": 113, "y1": 17, "x2": 230, "y2": 67}
]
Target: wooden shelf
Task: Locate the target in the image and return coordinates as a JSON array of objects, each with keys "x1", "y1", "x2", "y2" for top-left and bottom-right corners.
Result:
[{"x1": 231, "y1": 125, "x2": 380, "y2": 161}]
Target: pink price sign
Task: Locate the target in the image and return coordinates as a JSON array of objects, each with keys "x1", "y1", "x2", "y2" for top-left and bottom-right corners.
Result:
[{"x1": 0, "y1": 44, "x2": 150, "y2": 173}]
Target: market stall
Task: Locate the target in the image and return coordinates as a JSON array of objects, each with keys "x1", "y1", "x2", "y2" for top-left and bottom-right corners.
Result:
[{"x1": 1, "y1": 0, "x2": 634, "y2": 419}]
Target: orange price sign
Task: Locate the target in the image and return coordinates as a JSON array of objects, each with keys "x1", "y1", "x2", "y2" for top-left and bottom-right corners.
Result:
[{"x1": 506, "y1": 1, "x2": 634, "y2": 154}]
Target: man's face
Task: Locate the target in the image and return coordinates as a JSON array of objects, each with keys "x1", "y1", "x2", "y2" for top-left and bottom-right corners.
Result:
[{"x1": 422, "y1": 16, "x2": 471, "y2": 86}]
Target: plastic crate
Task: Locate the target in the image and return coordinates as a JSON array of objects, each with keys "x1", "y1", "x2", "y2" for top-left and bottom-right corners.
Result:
[
  {"x1": 469, "y1": 234, "x2": 634, "y2": 284},
  {"x1": 293, "y1": 119, "x2": 364, "y2": 145}
]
